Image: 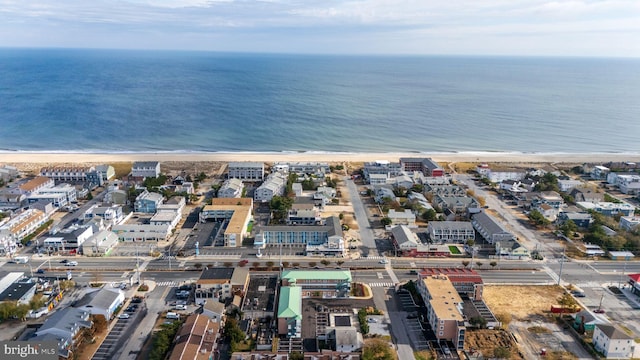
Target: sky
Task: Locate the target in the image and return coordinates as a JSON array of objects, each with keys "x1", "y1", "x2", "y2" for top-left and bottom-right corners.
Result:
[{"x1": 0, "y1": 0, "x2": 639, "y2": 57}]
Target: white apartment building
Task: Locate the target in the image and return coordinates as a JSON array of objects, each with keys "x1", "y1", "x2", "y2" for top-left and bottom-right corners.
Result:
[
  {"x1": 0, "y1": 209, "x2": 48, "y2": 254},
  {"x1": 254, "y1": 173, "x2": 286, "y2": 202},
  {"x1": 131, "y1": 161, "x2": 161, "y2": 178},
  {"x1": 218, "y1": 178, "x2": 244, "y2": 198},
  {"x1": 228, "y1": 162, "x2": 264, "y2": 181}
]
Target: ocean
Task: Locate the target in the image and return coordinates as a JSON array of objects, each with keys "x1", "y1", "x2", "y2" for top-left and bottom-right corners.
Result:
[{"x1": 1, "y1": 48, "x2": 639, "y2": 155}]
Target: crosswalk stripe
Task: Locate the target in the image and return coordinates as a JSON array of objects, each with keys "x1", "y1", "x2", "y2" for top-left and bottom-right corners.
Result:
[
  {"x1": 368, "y1": 282, "x2": 394, "y2": 287},
  {"x1": 121, "y1": 272, "x2": 130, "y2": 278},
  {"x1": 156, "y1": 281, "x2": 178, "y2": 287}
]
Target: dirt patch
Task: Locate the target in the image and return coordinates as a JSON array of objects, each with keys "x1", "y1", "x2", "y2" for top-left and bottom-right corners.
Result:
[
  {"x1": 465, "y1": 329, "x2": 524, "y2": 360},
  {"x1": 483, "y1": 285, "x2": 565, "y2": 320}
]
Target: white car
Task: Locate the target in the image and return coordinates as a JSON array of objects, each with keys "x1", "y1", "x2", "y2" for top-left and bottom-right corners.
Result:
[
  {"x1": 379, "y1": 259, "x2": 389, "y2": 264},
  {"x1": 65, "y1": 261, "x2": 78, "y2": 266},
  {"x1": 118, "y1": 313, "x2": 130, "y2": 319}
]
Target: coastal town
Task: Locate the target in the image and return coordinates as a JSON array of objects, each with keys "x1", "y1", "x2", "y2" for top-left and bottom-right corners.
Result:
[{"x1": 1, "y1": 157, "x2": 640, "y2": 360}]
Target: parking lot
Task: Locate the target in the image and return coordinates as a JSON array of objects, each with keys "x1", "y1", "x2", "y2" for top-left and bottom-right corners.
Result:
[{"x1": 92, "y1": 304, "x2": 146, "y2": 360}]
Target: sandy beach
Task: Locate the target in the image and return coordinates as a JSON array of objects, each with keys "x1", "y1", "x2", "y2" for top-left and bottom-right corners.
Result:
[{"x1": 0, "y1": 151, "x2": 639, "y2": 166}]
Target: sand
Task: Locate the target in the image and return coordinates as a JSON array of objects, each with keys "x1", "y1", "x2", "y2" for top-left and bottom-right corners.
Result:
[{"x1": 1, "y1": 151, "x2": 638, "y2": 165}]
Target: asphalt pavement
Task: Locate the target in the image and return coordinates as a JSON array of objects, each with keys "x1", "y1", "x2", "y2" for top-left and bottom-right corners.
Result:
[{"x1": 344, "y1": 177, "x2": 378, "y2": 254}]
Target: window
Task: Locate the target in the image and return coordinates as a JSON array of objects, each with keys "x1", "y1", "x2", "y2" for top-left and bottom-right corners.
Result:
[{"x1": 439, "y1": 331, "x2": 443, "y2": 336}]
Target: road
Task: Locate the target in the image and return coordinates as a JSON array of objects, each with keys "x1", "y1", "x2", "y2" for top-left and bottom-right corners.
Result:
[{"x1": 344, "y1": 177, "x2": 378, "y2": 255}]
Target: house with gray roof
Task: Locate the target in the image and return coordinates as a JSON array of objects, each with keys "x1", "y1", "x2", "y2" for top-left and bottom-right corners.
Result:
[
  {"x1": 134, "y1": 190, "x2": 164, "y2": 213},
  {"x1": 471, "y1": 211, "x2": 515, "y2": 245},
  {"x1": 434, "y1": 195, "x2": 479, "y2": 214},
  {"x1": 32, "y1": 307, "x2": 92, "y2": 358},
  {"x1": 75, "y1": 287, "x2": 125, "y2": 320},
  {"x1": 218, "y1": 178, "x2": 244, "y2": 198},
  {"x1": 593, "y1": 323, "x2": 635, "y2": 359}
]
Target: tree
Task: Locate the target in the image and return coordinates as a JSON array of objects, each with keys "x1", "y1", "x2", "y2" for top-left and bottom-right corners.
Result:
[
  {"x1": 290, "y1": 352, "x2": 304, "y2": 360},
  {"x1": 91, "y1": 314, "x2": 108, "y2": 333},
  {"x1": 462, "y1": 261, "x2": 470, "y2": 268},
  {"x1": 252, "y1": 262, "x2": 260, "y2": 269},
  {"x1": 193, "y1": 263, "x2": 203, "y2": 269},
  {"x1": 476, "y1": 261, "x2": 483, "y2": 269},
  {"x1": 308, "y1": 262, "x2": 317, "y2": 268},
  {"x1": 321, "y1": 259, "x2": 330, "y2": 266},
  {"x1": 266, "y1": 261, "x2": 275, "y2": 270},
  {"x1": 495, "y1": 312, "x2": 512, "y2": 329},
  {"x1": 422, "y1": 209, "x2": 437, "y2": 222},
  {"x1": 494, "y1": 346, "x2": 511, "y2": 359},
  {"x1": 380, "y1": 217, "x2": 392, "y2": 226},
  {"x1": 29, "y1": 294, "x2": 47, "y2": 310},
  {"x1": 469, "y1": 316, "x2": 487, "y2": 328},
  {"x1": 489, "y1": 261, "x2": 498, "y2": 269},
  {"x1": 282, "y1": 261, "x2": 290, "y2": 268},
  {"x1": 528, "y1": 209, "x2": 550, "y2": 227},
  {"x1": 336, "y1": 260, "x2": 344, "y2": 267},
  {"x1": 87, "y1": 191, "x2": 93, "y2": 200},
  {"x1": 559, "y1": 219, "x2": 578, "y2": 237}
]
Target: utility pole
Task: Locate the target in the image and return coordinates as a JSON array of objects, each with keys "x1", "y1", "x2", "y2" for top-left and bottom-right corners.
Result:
[
  {"x1": 618, "y1": 260, "x2": 628, "y2": 288},
  {"x1": 557, "y1": 247, "x2": 565, "y2": 286}
]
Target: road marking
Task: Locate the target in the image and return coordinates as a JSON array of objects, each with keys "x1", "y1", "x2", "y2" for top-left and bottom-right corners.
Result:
[
  {"x1": 179, "y1": 261, "x2": 186, "y2": 267},
  {"x1": 410, "y1": 262, "x2": 416, "y2": 268},
  {"x1": 121, "y1": 272, "x2": 130, "y2": 278},
  {"x1": 156, "y1": 281, "x2": 177, "y2": 287},
  {"x1": 368, "y1": 282, "x2": 394, "y2": 288},
  {"x1": 377, "y1": 272, "x2": 384, "y2": 279}
]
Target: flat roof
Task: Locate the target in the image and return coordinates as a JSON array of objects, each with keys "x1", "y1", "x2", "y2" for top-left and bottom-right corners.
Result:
[
  {"x1": 423, "y1": 275, "x2": 464, "y2": 322},
  {"x1": 281, "y1": 269, "x2": 352, "y2": 282}
]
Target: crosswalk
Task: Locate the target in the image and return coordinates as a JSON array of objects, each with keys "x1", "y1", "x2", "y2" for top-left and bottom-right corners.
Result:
[
  {"x1": 362, "y1": 256, "x2": 385, "y2": 260},
  {"x1": 156, "y1": 281, "x2": 178, "y2": 287},
  {"x1": 159, "y1": 255, "x2": 176, "y2": 260},
  {"x1": 368, "y1": 282, "x2": 395, "y2": 288}
]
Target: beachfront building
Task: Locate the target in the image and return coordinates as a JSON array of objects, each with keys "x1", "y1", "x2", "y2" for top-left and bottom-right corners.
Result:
[
  {"x1": 427, "y1": 221, "x2": 475, "y2": 243},
  {"x1": 218, "y1": 178, "x2": 244, "y2": 198},
  {"x1": 19, "y1": 176, "x2": 55, "y2": 195},
  {"x1": 577, "y1": 201, "x2": 636, "y2": 217},
  {"x1": 131, "y1": 161, "x2": 161, "y2": 178},
  {"x1": 0, "y1": 165, "x2": 18, "y2": 182},
  {"x1": 254, "y1": 172, "x2": 286, "y2": 202},
  {"x1": 228, "y1": 162, "x2": 264, "y2": 181},
  {"x1": 134, "y1": 190, "x2": 164, "y2": 213},
  {"x1": 363, "y1": 161, "x2": 402, "y2": 184},
  {"x1": 475, "y1": 164, "x2": 526, "y2": 183},
  {"x1": 199, "y1": 198, "x2": 253, "y2": 247},
  {"x1": 273, "y1": 162, "x2": 331, "y2": 177},
  {"x1": 40, "y1": 166, "x2": 95, "y2": 183},
  {"x1": 0, "y1": 209, "x2": 48, "y2": 254},
  {"x1": 281, "y1": 269, "x2": 352, "y2": 298},
  {"x1": 417, "y1": 274, "x2": 466, "y2": 350},
  {"x1": 400, "y1": 158, "x2": 445, "y2": 177},
  {"x1": 591, "y1": 165, "x2": 610, "y2": 180},
  {"x1": 615, "y1": 175, "x2": 640, "y2": 195},
  {"x1": 95, "y1": 165, "x2": 116, "y2": 182}
]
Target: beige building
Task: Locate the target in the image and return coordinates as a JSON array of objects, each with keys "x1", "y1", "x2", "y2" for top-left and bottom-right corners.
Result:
[
  {"x1": 418, "y1": 275, "x2": 466, "y2": 350},
  {"x1": 199, "y1": 198, "x2": 253, "y2": 247}
]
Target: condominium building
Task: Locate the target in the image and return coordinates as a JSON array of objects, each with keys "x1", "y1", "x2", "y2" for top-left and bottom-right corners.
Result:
[
  {"x1": 218, "y1": 178, "x2": 244, "y2": 198},
  {"x1": 40, "y1": 166, "x2": 95, "y2": 183},
  {"x1": 400, "y1": 158, "x2": 444, "y2": 177},
  {"x1": 228, "y1": 162, "x2": 264, "y2": 181},
  {"x1": 0, "y1": 209, "x2": 48, "y2": 254},
  {"x1": 254, "y1": 172, "x2": 286, "y2": 202},
  {"x1": 131, "y1": 161, "x2": 161, "y2": 178},
  {"x1": 199, "y1": 198, "x2": 253, "y2": 247},
  {"x1": 417, "y1": 275, "x2": 466, "y2": 349},
  {"x1": 427, "y1": 221, "x2": 475, "y2": 243}
]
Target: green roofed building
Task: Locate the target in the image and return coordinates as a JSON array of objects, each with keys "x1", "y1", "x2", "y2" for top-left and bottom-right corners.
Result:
[
  {"x1": 281, "y1": 269, "x2": 351, "y2": 298},
  {"x1": 277, "y1": 286, "x2": 302, "y2": 337}
]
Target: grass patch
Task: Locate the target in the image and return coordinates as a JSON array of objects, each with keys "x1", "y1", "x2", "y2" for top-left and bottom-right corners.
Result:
[
  {"x1": 448, "y1": 246, "x2": 461, "y2": 254},
  {"x1": 111, "y1": 162, "x2": 133, "y2": 178},
  {"x1": 246, "y1": 221, "x2": 253, "y2": 233},
  {"x1": 414, "y1": 351, "x2": 434, "y2": 360}
]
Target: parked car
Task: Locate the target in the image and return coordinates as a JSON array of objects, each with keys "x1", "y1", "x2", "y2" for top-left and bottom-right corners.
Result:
[
  {"x1": 118, "y1": 313, "x2": 130, "y2": 319},
  {"x1": 36, "y1": 269, "x2": 45, "y2": 274},
  {"x1": 60, "y1": 259, "x2": 68, "y2": 264},
  {"x1": 174, "y1": 304, "x2": 187, "y2": 311},
  {"x1": 594, "y1": 308, "x2": 606, "y2": 314},
  {"x1": 571, "y1": 291, "x2": 586, "y2": 298}
]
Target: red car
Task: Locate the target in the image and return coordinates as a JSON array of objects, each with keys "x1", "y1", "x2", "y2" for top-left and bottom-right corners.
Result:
[
  {"x1": 239, "y1": 259, "x2": 249, "y2": 266},
  {"x1": 594, "y1": 308, "x2": 606, "y2": 314}
]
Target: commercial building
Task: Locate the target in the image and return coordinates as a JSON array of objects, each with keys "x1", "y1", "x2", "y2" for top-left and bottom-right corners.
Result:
[
  {"x1": 277, "y1": 286, "x2": 302, "y2": 337},
  {"x1": 228, "y1": 162, "x2": 264, "y2": 181},
  {"x1": 418, "y1": 268, "x2": 484, "y2": 301},
  {"x1": 195, "y1": 267, "x2": 250, "y2": 305},
  {"x1": 199, "y1": 198, "x2": 253, "y2": 247},
  {"x1": 75, "y1": 287, "x2": 125, "y2": 320},
  {"x1": 254, "y1": 216, "x2": 343, "y2": 256},
  {"x1": 417, "y1": 275, "x2": 466, "y2": 350},
  {"x1": 0, "y1": 279, "x2": 37, "y2": 304},
  {"x1": 112, "y1": 223, "x2": 171, "y2": 242},
  {"x1": 280, "y1": 269, "x2": 351, "y2": 298},
  {"x1": 80, "y1": 230, "x2": 119, "y2": 256}
]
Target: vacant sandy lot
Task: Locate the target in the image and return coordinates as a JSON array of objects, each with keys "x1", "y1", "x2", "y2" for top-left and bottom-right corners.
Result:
[{"x1": 483, "y1": 285, "x2": 565, "y2": 320}]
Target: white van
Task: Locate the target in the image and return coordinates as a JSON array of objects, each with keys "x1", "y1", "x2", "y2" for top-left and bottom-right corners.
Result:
[{"x1": 166, "y1": 312, "x2": 180, "y2": 320}]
